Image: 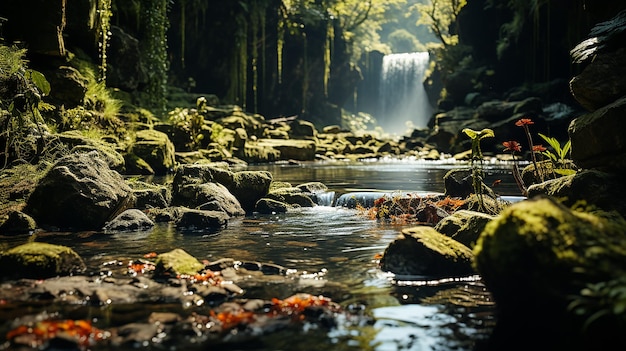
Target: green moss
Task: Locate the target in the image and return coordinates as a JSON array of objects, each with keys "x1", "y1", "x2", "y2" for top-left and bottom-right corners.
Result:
[
  {"x1": 0, "y1": 242, "x2": 85, "y2": 278},
  {"x1": 154, "y1": 248, "x2": 204, "y2": 276}
]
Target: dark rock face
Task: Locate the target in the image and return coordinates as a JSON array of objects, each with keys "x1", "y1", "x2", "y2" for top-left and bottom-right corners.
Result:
[
  {"x1": 24, "y1": 151, "x2": 133, "y2": 230},
  {"x1": 568, "y1": 96, "x2": 626, "y2": 172},
  {"x1": 570, "y1": 48, "x2": 626, "y2": 111},
  {"x1": 107, "y1": 25, "x2": 147, "y2": 91}
]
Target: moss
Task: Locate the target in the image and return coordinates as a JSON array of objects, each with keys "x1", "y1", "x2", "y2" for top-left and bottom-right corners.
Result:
[
  {"x1": 0, "y1": 242, "x2": 85, "y2": 279},
  {"x1": 154, "y1": 248, "x2": 204, "y2": 276}
]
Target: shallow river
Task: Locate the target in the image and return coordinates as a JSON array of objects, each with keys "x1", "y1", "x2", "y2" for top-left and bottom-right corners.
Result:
[{"x1": 1, "y1": 158, "x2": 521, "y2": 350}]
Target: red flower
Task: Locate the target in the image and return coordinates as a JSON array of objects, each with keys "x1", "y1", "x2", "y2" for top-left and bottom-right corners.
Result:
[
  {"x1": 515, "y1": 118, "x2": 534, "y2": 127},
  {"x1": 532, "y1": 144, "x2": 547, "y2": 152},
  {"x1": 503, "y1": 140, "x2": 522, "y2": 152}
]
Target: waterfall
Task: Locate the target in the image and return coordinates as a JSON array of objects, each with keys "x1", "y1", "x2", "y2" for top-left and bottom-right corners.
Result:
[{"x1": 379, "y1": 52, "x2": 433, "y2": 135}]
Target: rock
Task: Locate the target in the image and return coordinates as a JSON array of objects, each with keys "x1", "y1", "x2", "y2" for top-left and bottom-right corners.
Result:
[
  {"x1": 24, "y1": 151, "x2": 133, "y2": 230},
  {"x1": 230, "y1": 171, "x2": 273, "y2": 212},
  {"x1": 289, "y1": 120, "x2": 317, "y2": 139},
  {"x1": 434, "y1": 210, "x2": 494, "y2": 247},
  {"x1": 103, "y1": 209, "x2": 154, "y2": 233},
  {"x1": 175, "y1": 208, "x2": 228, "y2": 231},
  {"x1": 255, "y1": 198, "x2": 288, "y2": 214},
  {"x1": 253, "y1": 139, "x2": 317, "y2": 161},
  {"x1": 0, "y1": 242, "x2": 86, "y2": 279},
  {"x1": 57, "y1": 130, "x2": 126, "y2": 172},
  {"x1": 107, "y1": 25, "x2": 147, "y2": 91},
  {"x1": 131, "y1": 183, "x2": 171, "y2": 210},
  {"x1": 171, "y1": 164, "x2": 271, "y2": 213},
  {"x1": 0, "y1": 210, "x2": 37, "y2": 235},
  {"x1": 568, "y1": 95, "x2": 626, "y2": 172},
  {"x1": 45, "y1": 66, "x2": 88, "y2": 108},
  {"x1": 154, "y1": 248, "x2": 204, "y2": 276},
  {"x1": 172, "y1": 182, "x2": 245, "y2": 216},
  {"x1": 527, "y1": 169, "x2": 626, "y2": 214},
  {"x1": 265, "y1": 187, "x2": 315, "y2": 208},
  {"x1": 570, "y1": 47, "x2": 626, "y2": 111},
  {"x1": 130, "y1": 129, "x2": 177, "y2": 175},
  {"x1": 379, "y1": 226, "x2": 475, "y2": 277},
  {"x1": 473, "y1": 196, "x2": 626, "y2": 349}
]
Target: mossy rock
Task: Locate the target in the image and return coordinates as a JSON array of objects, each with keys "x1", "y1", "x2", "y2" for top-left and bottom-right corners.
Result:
[
  {"x1": 474, "y1": 195, "x2": 626, "y2": 310},
  {"x1": 0, "y1": 242, "x2": 86, "y2": 279},
  {"x1": 154, "y1": 248, "x2": 204, "y2": 276},
  {"x1": 380, "y1": 226, "x2": 474, "y2": 277}
]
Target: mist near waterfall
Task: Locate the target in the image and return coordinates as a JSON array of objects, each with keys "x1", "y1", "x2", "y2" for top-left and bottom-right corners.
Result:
[{"x1": 378, "y1": 52, "x2": 433, "y2": 135}]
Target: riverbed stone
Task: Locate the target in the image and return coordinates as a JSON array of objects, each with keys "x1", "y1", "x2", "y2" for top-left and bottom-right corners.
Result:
[
  {"x1": 433, "y1": 210, "x2": 494, "y2": 248},
  {"x1": 0, "y1": 242, "x2": 86, "y2": 279},
  {"x1": 0, "y1": 210, "x2": 37, "y2": 235},
  {"x1": 174, "y1": 208, "x2": 228, "y2": 231},
  {"x1": 255, "y1": 198, "x2": 288, "y2": 214},
  {"x1": 24, "y1": 151, "x2": 133, "y2": 231},
  {"x1": 380, "y1": 226, "x2": 474, "y2": 277},
  {"x1": 154, "y1": 248, "x2": 205, "y2": 276},
  {"x1": 265, "y1": 187, "x2": 316, "y2": 208},
  {"x1": 102, "y1": 209, "x2": 155, "y2": 233}
]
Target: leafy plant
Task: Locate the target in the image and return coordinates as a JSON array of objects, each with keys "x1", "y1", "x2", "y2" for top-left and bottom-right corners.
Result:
[
  {"x1": 538, "y1": 133, "x2": 577, "y2": 176},
  {"x1": 0, "y1": 45, "x2": 55, "y2": 167},
  {"x1": 462, "y1": 127, "x2": 494, "y2": 211}
]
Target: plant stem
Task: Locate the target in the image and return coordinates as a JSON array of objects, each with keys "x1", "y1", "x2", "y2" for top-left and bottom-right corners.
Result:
[{"x1": 523, "y1": 125, "x2": 543, "y2": 182}]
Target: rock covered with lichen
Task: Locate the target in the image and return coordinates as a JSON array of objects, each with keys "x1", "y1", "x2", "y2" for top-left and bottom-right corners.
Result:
[{"x1": 473, "y1": 195, "x2": 626, "y2": 349}]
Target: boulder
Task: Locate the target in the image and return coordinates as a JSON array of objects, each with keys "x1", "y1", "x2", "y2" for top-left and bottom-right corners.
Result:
[
  {"x1": 175, "y1": 208, "x2": 228, "y2": 231},
  {"x1": 0, "y1": 242, "x2": 86, "y2": 279},
  {"x1": 568, "y1": 95, "x2": 626, "y2": 172},
  {"x1": 570, "y1": 47, "x2": 626, "y2": 111},
  {"x1": 0, "y1": 210, "x2": 37, "y2": 235},
  {"x1": 130, "y1": 129, "x2": 177, "y2": 175},
  {"x1": 255, "y1": 198, "x2": 288, "y2": 214},
  {"x1": 265, "y1": 187, "x2": 316, "y2": 208},
  {"x1": 25, "y1": 151, "x2": 133, "y2": 230},
  {"x1": 433, "y1": 210, "x2": 494, "y2": 247},
  {"x1": 527, "y1": 169, "x2": 626, "y2": 215},
  {"x1": 154, "y1": 248, "x2": 204, "y2": 276},
  {"x1": 379, "y1": 226, "x2": 474, "y2": 277},
  {"x1": 103, "y1": 209, "x2": 155, "y2": 233},
  {"x1": 172, "y1": 182, "x2": 245, "y2": 216},
  {"x1": 473, "y1": 196, "x2": 626, "y2": 349}
]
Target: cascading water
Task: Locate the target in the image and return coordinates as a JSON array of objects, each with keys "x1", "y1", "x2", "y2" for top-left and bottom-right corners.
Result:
[{"x1": 379, "y1": 52, "x2": 433, "y2": 135}]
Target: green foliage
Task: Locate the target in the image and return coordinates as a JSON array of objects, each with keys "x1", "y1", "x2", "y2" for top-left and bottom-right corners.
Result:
[
  {"x1": 141, "y1": 0, "x2": 170, "y2": 117},
  {"x1": 0, "y1": 45, "x2": 55, "y2": 167},
  {"x1": 538, "y1": 133, "x2": 577, "y2": 176},
  {"x1": 462, "y1": 128, "x2": 494, "y2": 212},
  {"x1": 89, "y1": 0, "x2": 113, "y2": 81},
  {"x1": 387, "y1": 29, "x2": 425, "y2": 53},
  {"x1": 411, "y1": 0, "x2": 467, "y2": 47}
]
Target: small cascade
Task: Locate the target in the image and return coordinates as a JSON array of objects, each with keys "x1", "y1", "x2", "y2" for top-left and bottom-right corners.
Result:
[
  {"x1": 379, "y1": 52, "x2": 433, "y2": 135},
  {"x1": 310, "y1": 191, "x2": 336, "y2": 207}
]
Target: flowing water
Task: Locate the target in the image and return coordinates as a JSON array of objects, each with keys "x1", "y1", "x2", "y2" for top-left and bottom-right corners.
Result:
[
  {"x1": 379, "y1": 52, "x2": 434, "y2": 135},
  {"x1": 0, "y1": 159, "x2": 522, "y2": 350}
]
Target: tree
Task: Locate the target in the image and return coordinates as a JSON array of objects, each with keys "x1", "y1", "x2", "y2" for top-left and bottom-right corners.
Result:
[{"x1": 412, "y1": 0, "x2": 467, "y2": 47}]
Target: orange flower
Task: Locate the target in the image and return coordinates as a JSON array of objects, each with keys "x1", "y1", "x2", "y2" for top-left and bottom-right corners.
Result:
[
  {"x1": 503, "y1": 140, "x2": 522, "y2": 152},
  {"x1": 515, "y1": 118, "x2": 534, "y2": 126},
  {"x1": 532, "y1": 144, "x2": 547, "y2": 152}
]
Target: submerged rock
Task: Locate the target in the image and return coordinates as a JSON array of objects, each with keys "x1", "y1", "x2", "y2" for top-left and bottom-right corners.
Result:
[
  {"x1": 154, "y1": 248, "x2": 205, "y2": 276},
  {"x1": 0, "y1": 242, "x2": 86, "y2": 279},
  {"x1": 103, "y1": 209, "x2": 155, "y2": 233}
]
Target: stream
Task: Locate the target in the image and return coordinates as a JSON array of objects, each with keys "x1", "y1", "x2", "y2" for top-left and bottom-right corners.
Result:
[{"x1": 0, "y1": 158, "x2": 521, "y2": 350}]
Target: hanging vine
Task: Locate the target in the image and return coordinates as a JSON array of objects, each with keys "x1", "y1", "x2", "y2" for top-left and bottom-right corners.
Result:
[
  {"x1": 89, "y1": 0, "x2": 113, "y2": 82},
  {"x1": 250, "y1": 0, "x2": 260, "y2": 113},
  {"x1": 141, "y1": 0, "x2": 169, "y2": 116},
  {"x1": 180, "y1": 0, "x2": 186, "y2": 68}
]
